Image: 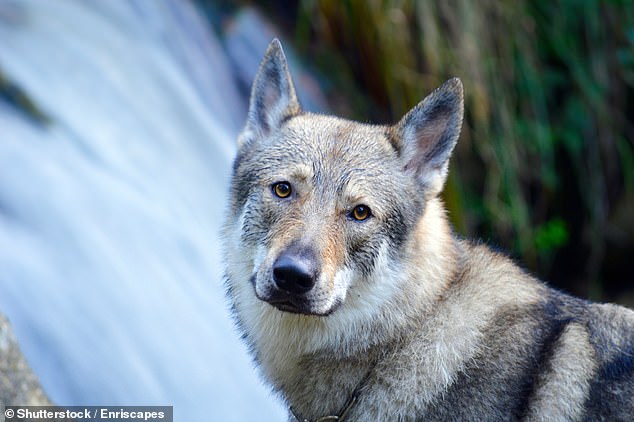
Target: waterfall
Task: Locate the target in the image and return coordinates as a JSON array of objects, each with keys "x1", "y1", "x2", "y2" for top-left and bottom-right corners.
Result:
[{"x1": 0, "y1": 0, "x2": 286, "y2": 419}]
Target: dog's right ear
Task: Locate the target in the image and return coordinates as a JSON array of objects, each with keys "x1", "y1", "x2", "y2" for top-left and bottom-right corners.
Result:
[{"x1": 238, "y1": 39, "x2": 302, "y2": 148}]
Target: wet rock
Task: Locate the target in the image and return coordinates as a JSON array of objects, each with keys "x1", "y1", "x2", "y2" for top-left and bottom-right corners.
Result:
[{"x1": 0, "y1": 313, "x2": 50, "y2": 406}]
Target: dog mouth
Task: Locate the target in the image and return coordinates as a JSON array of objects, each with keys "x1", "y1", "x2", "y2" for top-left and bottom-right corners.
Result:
[
  {"x1": 251, "y1": 264, "x2": 344, "y2": 316},
  {"x1": 267, "y1": 297, "x2": 305, "y2": 314},
  {"x1": 254, "y1": 281, "x2": 341, "y2": 316},
  {"x1": 256, "y1": 289, "x2": 343, "y2": 316},
  {"x1": 259, "y1": 289, "x2": 311, "y2": 314}
]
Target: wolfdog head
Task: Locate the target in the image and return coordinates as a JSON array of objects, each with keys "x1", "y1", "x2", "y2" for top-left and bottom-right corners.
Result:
[{"x1": 224, "y1": 39, "x2": 463, "y2": 333}]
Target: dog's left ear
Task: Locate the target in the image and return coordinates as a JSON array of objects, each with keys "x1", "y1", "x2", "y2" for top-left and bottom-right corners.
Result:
[
  {"x1": 390, "y1": 78, "x2": 464, "y2": 195},
  {"x1": 238, "y1": 39, "x2": 302, "y2": 148}
]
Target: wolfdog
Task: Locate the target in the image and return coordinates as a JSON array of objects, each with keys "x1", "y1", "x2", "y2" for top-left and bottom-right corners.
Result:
[{"x1": 223, "y1": 39, "x2": 634, "y2": 421}]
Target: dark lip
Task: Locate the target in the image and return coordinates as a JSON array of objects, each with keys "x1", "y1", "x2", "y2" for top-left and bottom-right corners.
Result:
[
  {"x1": 264, "y1": 294, "x2": 342, "y2": 317},
  {"x1": 264, "y1": 292, "x2": 307, "y2": 314},
  {"x1": 257, "y1": 289, "x2": 339, "y2": 316},
  {"x1": 270, "y1": 300, "x2": 305, "y2": 314}
]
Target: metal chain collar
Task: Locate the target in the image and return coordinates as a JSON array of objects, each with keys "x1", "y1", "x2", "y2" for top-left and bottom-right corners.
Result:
[
  {"x1": 288, "y1": 360, "x2": 377, "y2": 422},
  {"x1": 290, "y1": 394, "x2": 357, "y2": 422}
]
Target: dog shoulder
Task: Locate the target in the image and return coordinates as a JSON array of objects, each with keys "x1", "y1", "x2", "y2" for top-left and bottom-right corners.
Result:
[
  {"x1": 582, "y1": 302, "x2": 634, "y2": 418},
  {"x1": 425, "y1": 240, "x2": 634, "y2": 419}
]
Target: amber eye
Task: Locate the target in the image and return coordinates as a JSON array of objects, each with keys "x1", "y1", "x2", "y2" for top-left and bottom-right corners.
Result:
[
  {"x1": 351, "y1": 205, "x2": 371, "y2": 221},
  {"x1": 272, "y1": 182, "x2": 292, "y2": 198}
]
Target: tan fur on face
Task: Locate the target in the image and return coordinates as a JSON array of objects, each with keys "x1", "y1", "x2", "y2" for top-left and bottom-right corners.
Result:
[{"x1": 319, "y1": 223, "x2": 345, "y2": 289}]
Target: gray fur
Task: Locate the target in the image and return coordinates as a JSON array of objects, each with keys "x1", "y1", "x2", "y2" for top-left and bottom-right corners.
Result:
[
  {"x1": 223, "y1": 39, "x2": 634, "y2": 421},
  {"x1": 391, "y1": 77, "x2": 464, "y2": 196},
  {"x1": 239, "y1": 38, "x2": 301, "y2": 148}
]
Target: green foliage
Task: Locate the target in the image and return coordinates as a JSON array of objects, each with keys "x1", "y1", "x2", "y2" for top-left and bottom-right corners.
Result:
[
  {"x1": 286, "y1": 0, "x2": 634, "y2": 300},
  {"x1": 535, "y1": 218, "x2": 569, "y2": 253}
]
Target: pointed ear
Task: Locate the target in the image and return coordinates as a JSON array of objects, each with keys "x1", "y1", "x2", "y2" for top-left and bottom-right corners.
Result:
[
  {"x1": 390, "y1": 78, "x2": 464, "y2": 195},
  {"x1": 238, "y1": 39, "x2": 301, "y2": 148}
]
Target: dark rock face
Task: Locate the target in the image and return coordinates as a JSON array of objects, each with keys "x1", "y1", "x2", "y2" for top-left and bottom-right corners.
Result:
[{"x1": 0, "y1": 313, "x2": 51, "y2": 406}]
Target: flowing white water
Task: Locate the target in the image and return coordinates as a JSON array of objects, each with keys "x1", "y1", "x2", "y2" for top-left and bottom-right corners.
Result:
[{"x1": 0, "y1": 0, "x2": 285, "y2": 419}]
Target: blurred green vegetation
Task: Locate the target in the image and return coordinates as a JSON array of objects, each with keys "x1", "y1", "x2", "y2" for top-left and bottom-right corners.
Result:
[{"x1": 258, "y1": 0, "x2": 634, "y2": 304}]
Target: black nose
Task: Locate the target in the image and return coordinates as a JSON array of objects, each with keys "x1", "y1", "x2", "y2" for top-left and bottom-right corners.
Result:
[{"x1": 272, "y1": 247, "x2": 318, "y2": 295}]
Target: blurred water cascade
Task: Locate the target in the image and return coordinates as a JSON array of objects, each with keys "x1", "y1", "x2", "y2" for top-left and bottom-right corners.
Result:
[{"x1": 0, "y1": 0, "x2": 286, "y2": 419}]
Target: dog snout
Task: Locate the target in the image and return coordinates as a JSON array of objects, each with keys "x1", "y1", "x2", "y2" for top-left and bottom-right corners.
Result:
[{"x1": 272, "y1": 246, "x2": 318, "y2": 295}]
